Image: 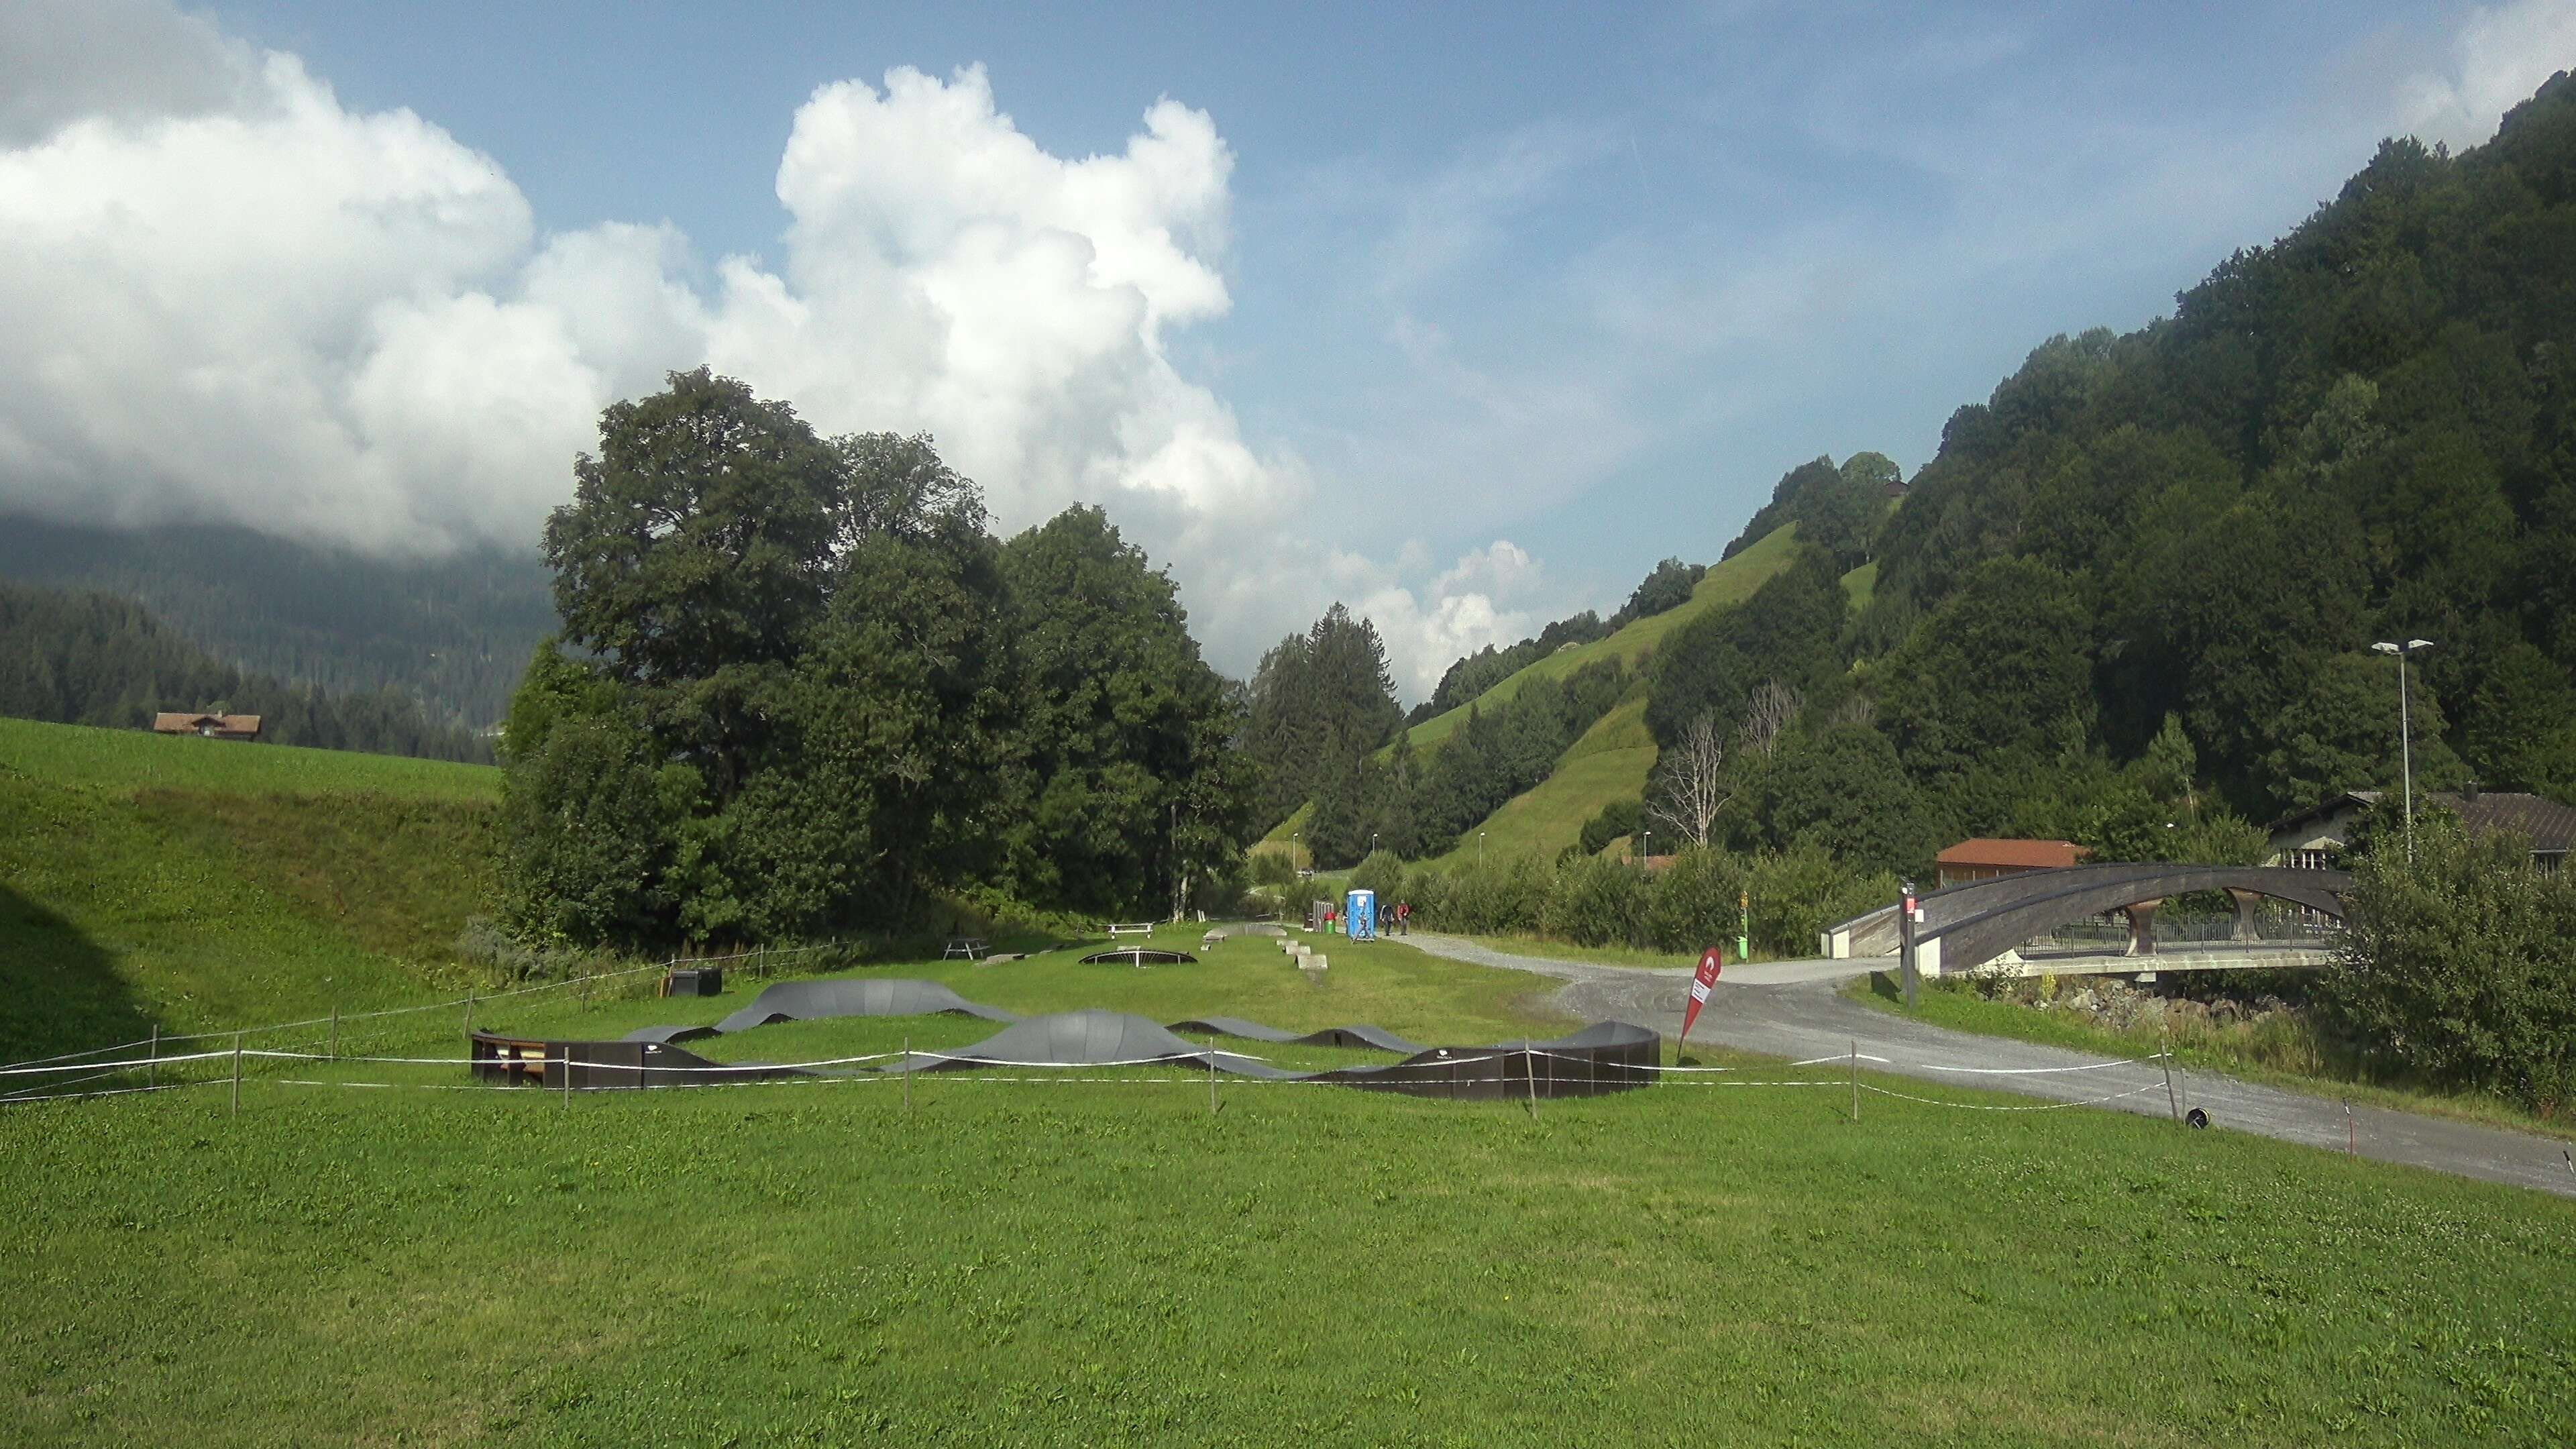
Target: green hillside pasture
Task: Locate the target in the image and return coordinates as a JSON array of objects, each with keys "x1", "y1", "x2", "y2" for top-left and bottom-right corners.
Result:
[
  {"x1": 0, "y1": 718, "x2": 500, "y2": 1065},
  {"x1": 1254, "y1": 798, "x2": 1311, "y2": 849},
  {"x1": 1838, "y1": 559, "x2": 1877, "y2": 612},
  {"x1": 1399, "y1": 522, "x2": 1803, "y2": 754},
  {"x1": 0, "y1": 715, "x2": 499, "y2": 802},
  {"x1": 1432, "y1": 742, "x2": 1656, "y2": 868},
  {"x1": 1427, "y1": 699, "x2": 1657, "y2": 868},
  {"x1": 4, "y1": 1037, "x2": 2568, "y2": 1446}
]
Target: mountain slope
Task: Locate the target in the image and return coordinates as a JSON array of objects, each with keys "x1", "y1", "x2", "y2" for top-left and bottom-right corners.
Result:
[
  {"x1": 1401, "y1": 521, "x2": 1805, "y2": 754},
  {"x1": 0, "y1": 515, "x2": 553, "y2": 732}
]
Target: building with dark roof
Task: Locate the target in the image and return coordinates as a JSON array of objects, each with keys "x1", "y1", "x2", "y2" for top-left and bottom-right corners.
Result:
[{"x1": 2265, "y1": 788, "x2": 2576, "y2": 872}]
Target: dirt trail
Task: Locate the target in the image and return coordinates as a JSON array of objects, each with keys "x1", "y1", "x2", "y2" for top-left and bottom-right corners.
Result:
[{"x1": 1409, "y1": 934, "x2": 2576, "y2": 1200}]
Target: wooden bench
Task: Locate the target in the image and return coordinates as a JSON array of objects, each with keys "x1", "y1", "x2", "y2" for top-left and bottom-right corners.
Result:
[
  {"x1": 1107, "y1": 922, "x2": 1155, "y2": 938},
  {"x1": 942, "y1": 937, "x2": 987, "y2": 961}
]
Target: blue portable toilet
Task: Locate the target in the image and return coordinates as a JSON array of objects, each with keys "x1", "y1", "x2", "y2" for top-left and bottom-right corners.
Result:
[{"x1": 1345, "y1": 888, "x2": 1377, "y2": 941}]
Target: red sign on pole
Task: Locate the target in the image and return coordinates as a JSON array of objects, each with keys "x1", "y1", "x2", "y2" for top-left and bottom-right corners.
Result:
[{"x1": 1680, "y1": 946, "x2": 1724, "y2": 1045}]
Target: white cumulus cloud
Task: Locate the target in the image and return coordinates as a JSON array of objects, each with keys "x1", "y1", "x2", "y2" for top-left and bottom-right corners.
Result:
[
  {"x1": 2394, "y1": 0, "x2": 2576, "y2": 150},
  {"x1": 0, "y1": 3, "x2": 1563, "y2": 697}
]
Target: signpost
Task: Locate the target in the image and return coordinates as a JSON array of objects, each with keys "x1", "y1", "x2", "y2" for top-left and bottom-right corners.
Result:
[
  {"x1": 1898, "y1": 881, "x2": 1919, "y2": 1009},
  {"x1": 1678, "y1": 946, "x2": 1724, "y2": 1051}
]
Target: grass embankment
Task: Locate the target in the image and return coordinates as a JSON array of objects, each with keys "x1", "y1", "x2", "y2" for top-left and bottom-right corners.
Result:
[
  {"x1": 0, "y1": 718, "x2": 502, "y2": 1062},
  {"x1": 6, "y1": 959, "x2": 2571, "y2": 1446},
  {"x1": 1846, "y1": 972, "x2": 2576, "y2": 1142}
]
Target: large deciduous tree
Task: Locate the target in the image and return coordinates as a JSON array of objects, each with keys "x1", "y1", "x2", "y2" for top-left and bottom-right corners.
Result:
[{"x1": 503, "y1": 370, "x2": 1247, "y2": 947}]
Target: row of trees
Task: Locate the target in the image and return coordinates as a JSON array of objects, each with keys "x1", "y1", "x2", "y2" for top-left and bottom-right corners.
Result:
[
  {"x1": 0, "y1": 581, "x2": 490, "y2": 762},
  {"x1": 500, "y1": 370, "x2": 1248, "y2": 947},
  {"x1": 1347, "y1": 844, "x2": 1895, "y2": 959}
]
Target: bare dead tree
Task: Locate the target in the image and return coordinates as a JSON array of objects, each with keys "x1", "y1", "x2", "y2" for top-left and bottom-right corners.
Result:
[
  {"x1": 1648, "y1": 710, "x2": 1731, "y2": 848},
  {"x1": 1826, "y1": 691, "x2": 1876, "y2": 732},
  {"x1": 1742, "y1": 679, "x2": 1803, "y2": 759}
]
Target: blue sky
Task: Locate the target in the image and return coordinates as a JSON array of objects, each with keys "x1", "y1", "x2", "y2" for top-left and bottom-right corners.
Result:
[{"x1": 5, "y1": 1, "x2": 2569, "y2": 694}]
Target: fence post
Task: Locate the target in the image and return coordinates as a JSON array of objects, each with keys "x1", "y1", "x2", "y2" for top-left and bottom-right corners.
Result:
[
  {"x1": 1525, "y1": 1049, "x2": 1540, "y2": 1120},
  {"x1": 564, "y1": 1044, "x2": 574, "y2": 1108},
  {"x1": 230, "y1": 1031, "x2": 243, "y2": 1117},
  {"x1": 148, "y1": 1026, "x2": 158, "y2": 1091},
  {"x1": 903, "y1": 1035, "x2": 912, "y2": 1118},
  {"x1": 329, "y1": 1005, "x2": 339, "y2": 1063},
  {"x1": 464, "y1": 987, "x2": 476, "y2": 1040},
  {"x1": 1849, "y1": 1040, "x2": 1859, "y2": 1124},
  {"x1": 2160, "y1": 1026, "x2": 2180, "y2": 1123},
  {"x1": 1208, "y1": 1046, "x2": 1218, "y2": 1116}
]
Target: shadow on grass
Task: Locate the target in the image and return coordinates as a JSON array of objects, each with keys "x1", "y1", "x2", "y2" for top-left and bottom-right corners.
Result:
[
  {"x1": 1866, "y1": 969, "x2": 1900, "y2": 1004},
  {"x1": 0, "y1": 882, "x2": 150, "y2": 1068}
]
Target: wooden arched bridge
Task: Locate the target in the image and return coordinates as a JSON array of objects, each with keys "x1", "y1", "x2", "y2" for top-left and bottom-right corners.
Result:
[{"x1": 1823, "y1": 863, "x2": 2354, "y2": 979}]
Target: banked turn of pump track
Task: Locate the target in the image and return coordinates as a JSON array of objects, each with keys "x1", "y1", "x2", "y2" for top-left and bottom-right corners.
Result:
[
  {"x1": 1399, "y1": 933, "x2": 2576, "y2": 1199},
  {"x1": 470, "y1": 975, "x2": 1658, "y2": 1102}
]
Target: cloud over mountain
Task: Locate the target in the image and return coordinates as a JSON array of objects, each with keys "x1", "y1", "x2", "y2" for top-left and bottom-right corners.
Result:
[{"x1": 0, "y1": 3, "x2": 1534, "y2": 696}]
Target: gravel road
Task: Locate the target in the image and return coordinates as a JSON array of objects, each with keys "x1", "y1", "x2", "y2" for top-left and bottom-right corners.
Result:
[{"x1": 1409, "y1": 933, "x2": 2576, "y2": 1200}]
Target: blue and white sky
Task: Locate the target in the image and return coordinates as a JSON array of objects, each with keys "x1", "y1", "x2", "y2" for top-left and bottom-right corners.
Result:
[{"x1": 3, "y1": 1, "x2": 2569, "y2": 697}]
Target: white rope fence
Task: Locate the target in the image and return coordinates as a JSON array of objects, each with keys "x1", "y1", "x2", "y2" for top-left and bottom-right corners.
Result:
[
  {"x1": 0, "y1": 1032, "x2": 2204, "y2": 1126},
  {"x1": 0, "y1": 940, "x2": 860, "y2": 1078}
]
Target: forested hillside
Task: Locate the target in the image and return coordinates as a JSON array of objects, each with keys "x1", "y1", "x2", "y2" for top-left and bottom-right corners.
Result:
[
  {"x1": 0, "y1": 582, "x2": 491, "y2": 763},
  {"x1": 0, "y1": 515, "x2": 553, "y2": 732},
  {"x1": 1268, "y1": 71, "x2": 2576, "y2": 911},
  {"x1": 1848, "y1": 71, "x2": 2576, "y2": 829}
]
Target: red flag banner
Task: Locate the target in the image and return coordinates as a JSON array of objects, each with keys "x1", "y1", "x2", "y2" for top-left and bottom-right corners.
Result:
[{"x1": 1680, "y1": 946, "x2": 1724, "y2": 1045}]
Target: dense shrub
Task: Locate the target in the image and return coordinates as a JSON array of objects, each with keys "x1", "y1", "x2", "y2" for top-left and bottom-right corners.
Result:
[
  {"x1": 1412, "y1": 843, "x2": 1892, "y2": 957},
  {"x1": 1578, "y1": 798, "x2": 1644, "y2": 856},
  {"x1": 1644, "y1": 847, "x2": 1747, "y2": 951},
  {"x1": 1348, "y1": 849, "x2": 1409, "y2": 904},
  {"x1": 1546, "y1": 855, "x2": 1651, "y2": 947},
  {"x1": 2318, "y1": 811, "x2": 2576, "y2": 1114}
]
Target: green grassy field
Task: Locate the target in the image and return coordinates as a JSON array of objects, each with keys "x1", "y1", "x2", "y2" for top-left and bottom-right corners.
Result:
[
  {"x1": 9, "y1": 715, "x2": 2576, "y2": 1445},
  {"x1": 5, "y1": 965, "x2": 2570, "y2": 1447},
  {"x1": 0, "y1": 718, "x2": 504, "y2": 1063},
  {"x1": 0, "y1": 715, "x2": 499, "y2": 802}
]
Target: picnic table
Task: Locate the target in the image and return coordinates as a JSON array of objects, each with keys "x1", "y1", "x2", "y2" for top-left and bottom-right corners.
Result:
[{"x1": 943, "y1": 936, "x2": 987, "y2": 961}]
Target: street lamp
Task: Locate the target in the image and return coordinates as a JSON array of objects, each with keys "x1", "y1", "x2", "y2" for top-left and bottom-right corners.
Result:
[
  {"x1": 1478, "y1": 830, "x2": 1487, "y2": 866},
  {"x1": 1640, "y1": 828, "x2": 1652, "y2": 866},
  {"x1": 1371, "y1": 831, "x2": 1379, "y2": 859},
  {"x1": 2372, "y1": 638, "x2": 2436, "y2": 861},
  {"x1": 1291, "y1": 832, "x2": 1301, "y2": 880}
]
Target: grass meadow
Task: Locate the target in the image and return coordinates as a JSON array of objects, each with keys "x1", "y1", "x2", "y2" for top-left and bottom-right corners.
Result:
[{"x1": 7, "y1": 715, "x2": 2575, "y2": 1444}]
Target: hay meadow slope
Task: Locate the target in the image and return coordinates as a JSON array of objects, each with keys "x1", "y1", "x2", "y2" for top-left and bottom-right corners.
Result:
[{"x1": 0, "y1": 717, "x2": 500, "y2": 1063}]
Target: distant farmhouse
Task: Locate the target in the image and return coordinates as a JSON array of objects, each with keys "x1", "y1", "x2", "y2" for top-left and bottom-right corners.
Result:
[
  {"x1": 1935, "y1": 838, "x2": 2089, "y2": 889},
  {"x1": 152, "y1": 712, "x2": 262, "y2": 742},
  {"x1": 2267, "y1": 788, "x2": 2576, "y2": 873}
]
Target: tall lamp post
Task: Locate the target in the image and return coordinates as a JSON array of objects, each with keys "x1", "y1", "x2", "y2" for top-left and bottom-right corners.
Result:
[
  {"x1": 1478, "y1": 830, "x2": 1487, "y2": 866},
  {"x1": 1640, "y1": 829, "x2": 1652, "y2": 867},
  {"x1": 2372, "y1": 638, "x2": 2436, "y2": 861},
  {"x1": 1291, "y1": 832, "x2": 1301, "y2": 879}
]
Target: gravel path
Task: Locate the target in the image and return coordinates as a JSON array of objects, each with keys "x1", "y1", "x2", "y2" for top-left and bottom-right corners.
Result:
[{"x1": 1410, "y1": 933, "x2": 2576, "y2": 1200}]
